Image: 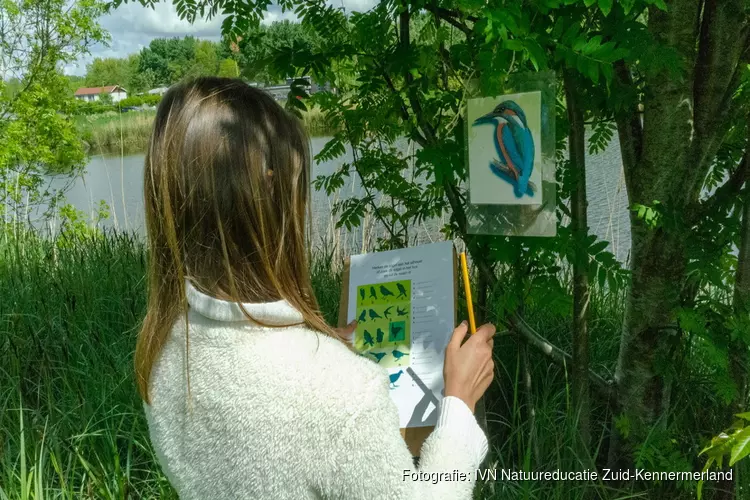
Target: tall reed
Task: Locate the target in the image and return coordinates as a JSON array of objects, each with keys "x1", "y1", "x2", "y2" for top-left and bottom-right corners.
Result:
[{"x1": 1, "y1": 225, "x2": 743, "y2": 499}]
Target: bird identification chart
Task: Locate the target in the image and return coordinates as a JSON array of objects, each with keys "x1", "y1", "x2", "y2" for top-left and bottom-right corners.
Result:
[{"x1": 344, "y1": 241, "x2": 455, "y2": 430}]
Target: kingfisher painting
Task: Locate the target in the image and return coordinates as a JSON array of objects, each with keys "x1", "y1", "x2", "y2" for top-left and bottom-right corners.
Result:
[{"x1": 473, "y1": 100, "x2": 537, "y2": 199}]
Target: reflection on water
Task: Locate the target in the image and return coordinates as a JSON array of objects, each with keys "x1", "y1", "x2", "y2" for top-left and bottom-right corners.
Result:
[{"x1": 27, "y1": 135, "x2": 630, "y2": 262}]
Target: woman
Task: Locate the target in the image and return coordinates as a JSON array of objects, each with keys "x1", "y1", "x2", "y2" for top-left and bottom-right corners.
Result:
[{"x1": 136, "y1": 76, "x2": 496, "y2": 499}]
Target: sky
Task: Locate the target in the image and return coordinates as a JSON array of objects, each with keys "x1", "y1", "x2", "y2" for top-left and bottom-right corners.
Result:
[{"x1": 65, "y1": 0, "x2": 377, "y2": 76}]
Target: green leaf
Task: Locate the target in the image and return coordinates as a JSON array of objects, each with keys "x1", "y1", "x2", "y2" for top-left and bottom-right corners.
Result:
[
  {"x1": 503, "y1": 39, "x2": 524, "y2": 51},
  {"x1": 736, "y1": 412, "x2": 750, "y2": 421},
  {"x1": 589, "y1": 240, "x2": 609, "y2": 255},
  {"x1": 584, "y1": 0, "x2": 597, "y2": 6},
  {"x1": 523, "y1": 38, "x2": 547, "y2": 71},
  {"x1": 598, "y1": 0, "x2": 613, "y2": 16},
  {"x1": 730, "y1": 427, "x2": 750, "y2": 466}
]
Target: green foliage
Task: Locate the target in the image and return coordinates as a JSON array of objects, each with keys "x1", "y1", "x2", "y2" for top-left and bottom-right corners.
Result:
[
  {"x1": 71, "y1": 99, "x2": 117, "y2": 115},
  {"x1": 84, "y1": 56, "x2": 132, "y2": 88},
  {"x1": 217, "y1": 57, "x2": 240, "y2": 78},
  {"x1": 235, "y1": 20, "x2": 323, "y2": 84},
  {"x1": 699, "y1": 413, "x2": 750, "y2": 499},
  {"x1": 118, "y1": 93, "x2": 162, "y2": 108},
  {"x1": 0, "y1": 0, "x2": 107, "y2": 198}
]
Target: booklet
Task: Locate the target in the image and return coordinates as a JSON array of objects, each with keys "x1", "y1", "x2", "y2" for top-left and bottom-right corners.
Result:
[{"x1": 338, "y1": 241, "x2": 457, "y2": 456}]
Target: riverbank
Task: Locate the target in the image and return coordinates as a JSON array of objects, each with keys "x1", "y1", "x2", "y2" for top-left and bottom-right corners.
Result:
[
  {"x1": 1, "y1": 226, "x2": 737, "y2": 499},
  {"x1": 75, "y1": 105, "x2": 334, "y2": 156}
]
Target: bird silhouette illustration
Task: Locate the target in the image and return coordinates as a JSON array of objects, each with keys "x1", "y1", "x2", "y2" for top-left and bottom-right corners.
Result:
[
  {"x1": 383, "y1": 306, "x2": 393, "y2": 319},
  {"x1": 392, "y1": 349, "x2": 408, "y2": 360},
  {"x1": 370, "y1": 351, "x2": 387, "y2": 363},
  {"x1": 396, "y1": 282, "x2": 408, "y2": 299},
  {"x1": 379, "y1": 285, "x2": 395, "y2": 298},
  {"x1": 389, "y1": 370, "x2": 404, "y2": 388},
  {"x1": 376, "y1": 328, "x2": 385, "y2": 344},
  {"x1": 358, "y1": 309, "x2": 367, "y2": 323},
  {"x1": 396, "y1": 306, "x2": 408, "y2": 316},
  {"x1": 473, "y1": 100, "x2": 536, "y2": 198},
  {"x1": 368, "y1": 309, "x2": 383, "y2": 320},
  {"x1": 359, "y1": 288, "x2": 365, "y2": 302},
  {"x1": 369, "y1": 286, "x2": 377, "y2": 300},
  {"x1": 389, "y1": 324, "x2": 404, "y2": 341},
  {"x1": 363, "y1": 330, "x2": 374, "y2": 347}
]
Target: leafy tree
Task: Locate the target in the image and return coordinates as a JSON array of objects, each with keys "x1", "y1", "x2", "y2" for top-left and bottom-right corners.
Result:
[
  {"x1": 84, "y1": 57, "x2": 132, "y2": 87},
  {"x1": 0, "y1": 0, "x2": 107, "y2": 211},
  {"x1": 63, "y1": 74, "x2": 87, "y2": 96},
  {"x1": 188, "y1": 39, "x2": 220, "y2": 77},
  {"x1": 138, "y1": 36, "x2": 197, "y2": 86},
  {"x1": 234, "y1": 20, "x2": 322, "y2": 84},
  {"x1": 217, "y1": 57, "x2": 239, "y2": 78}
]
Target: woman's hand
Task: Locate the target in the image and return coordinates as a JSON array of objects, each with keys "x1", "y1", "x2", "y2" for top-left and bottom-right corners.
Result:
[
  {"x1": 334, "y1": 320, "x2": 357, "y2": 345},
  {"x1": 443, "y1": 321, "x2": 495, "y2": 413}
]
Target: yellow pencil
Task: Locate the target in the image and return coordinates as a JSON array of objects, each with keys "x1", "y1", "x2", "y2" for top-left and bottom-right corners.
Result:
[{"x1": 459, "y1": 252, "x2": 477, "y2": 335}]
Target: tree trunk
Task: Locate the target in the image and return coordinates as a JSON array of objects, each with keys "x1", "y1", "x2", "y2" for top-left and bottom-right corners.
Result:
[
  {"x1": 564, "y1": 70, "x2": 592, "y2": 453},
  {"x1": 609, "y1": 0, "x2": 748, "y2": 468}
]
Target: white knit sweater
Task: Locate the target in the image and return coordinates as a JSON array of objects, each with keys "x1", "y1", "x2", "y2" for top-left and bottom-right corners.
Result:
[{"x1": 144, "y1": 280, "x2": 489, "y2": 499}]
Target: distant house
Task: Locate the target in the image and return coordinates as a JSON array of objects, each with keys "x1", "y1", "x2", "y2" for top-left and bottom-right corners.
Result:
[
  {"x1": 74, "y1": 85, "x2": 127, "y2": 103},
  {"x1": 147, "y1": 86, "x2": 169, "y2": 96}
]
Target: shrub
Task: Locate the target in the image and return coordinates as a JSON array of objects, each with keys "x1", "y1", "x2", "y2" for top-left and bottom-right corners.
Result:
[
  {"x1": 72, "y1": 100, "x2": 117, "y2": 115},
  {"x1": 118, "y1": 95, "x2": 144, "y2": 108},
  {"x1": 143, "y1": 94, "x2": 162, "y2": 106}
]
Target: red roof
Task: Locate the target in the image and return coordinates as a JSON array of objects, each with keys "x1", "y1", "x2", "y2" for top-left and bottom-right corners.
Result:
[{"x1": 74, "y1": 85, "x2": 125, "y2": 96}]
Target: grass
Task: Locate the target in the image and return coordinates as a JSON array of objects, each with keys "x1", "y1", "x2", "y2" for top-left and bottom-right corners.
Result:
[
  {"x1": 0, "y1": 226, "x2": 747, "y2": 499},
  {"x1": 74, "y1": 105, "x2": 335, "y2": 157},
  {"x1": 75, "y1": 111, "x2": 157, "y2": 157}
]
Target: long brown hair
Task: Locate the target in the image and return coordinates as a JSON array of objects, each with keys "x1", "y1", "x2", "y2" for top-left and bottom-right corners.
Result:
[{"x1": 136, "y1": 77, "x2": 336, "y2": 403}]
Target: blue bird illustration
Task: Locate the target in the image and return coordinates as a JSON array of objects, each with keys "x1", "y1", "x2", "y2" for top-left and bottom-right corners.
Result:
[
  {"x1": 368, "y1": 309, "x2": 382, "y2": 320},
  {"x1": 384, "y1": 306, "x2": 394, "y2": 319},
  {"x1": 369, "y1": 286, "x2": 377, "y2": 300},
  {"x1": 359, "y1": 288, "x2": 365, "y2": 302},
  {"x1": 358, "y1": 309, "x2": 367, "y2": 323},
  {"x1": 376, "y1": 328, "x2": 386, "y2": 344},
  {"x1": 363, "y1": 330, "x2": 374, "y2": 347},
  {"x1": 473, "y1": 100, "x2": 536, "y2": 198},
  {"x1": 379, "y1": 285, "x2": 395, "y2": 298},
  {"x1": 392, "y1": 349, "x2": 408, "y2": 360},
  {"x1": 396, "y1": 306, "x2": 408, "y2": 317},
  {"x1": 396, "y1": 283, "x2": 407, "y2": 299},
  {"x1": 370, "y1": 351, "x2": 387, "y2": 363},
  {"x1": 389, "y1": 370, "x2": 404, "y2": 388}
]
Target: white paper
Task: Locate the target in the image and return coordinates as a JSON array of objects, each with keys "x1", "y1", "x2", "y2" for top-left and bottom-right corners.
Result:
[{"x1": 347, "y1": 241, "x2": 455, "y2": 428}]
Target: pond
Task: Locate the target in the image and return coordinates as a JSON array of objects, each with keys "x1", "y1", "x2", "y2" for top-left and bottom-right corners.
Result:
[{"x1": 31, "y1": 135, "x2": 631, "y2": 262}]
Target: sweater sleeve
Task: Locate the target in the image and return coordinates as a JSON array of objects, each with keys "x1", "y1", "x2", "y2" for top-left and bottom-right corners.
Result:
[{"x1": 324, "y1": 373, "x2": 488, "y2": 500}]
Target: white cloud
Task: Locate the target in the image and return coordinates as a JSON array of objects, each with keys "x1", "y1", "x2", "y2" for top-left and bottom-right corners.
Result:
[{"x1": 65, "y1": 0, "x2": 378, "y2": 76}]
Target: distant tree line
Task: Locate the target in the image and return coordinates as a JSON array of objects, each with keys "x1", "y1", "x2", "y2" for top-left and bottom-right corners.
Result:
[{"x1": 64, "y1": 20, "x2": 319, "y2": 97}]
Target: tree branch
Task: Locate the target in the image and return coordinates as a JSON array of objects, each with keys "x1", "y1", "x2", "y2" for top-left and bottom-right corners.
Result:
[
  {"x1": 689, "y1": 0, "x2": 747, "y2": 194},
  {"x1": 423, "y1": 5, "x2": 473, "y2": 37},
  {"x1": 613, "y1": 60, "x2": 642, "y2": 199},
  {"x1": 507, "y1": 312, "x2": 615, "y2": 404}
]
